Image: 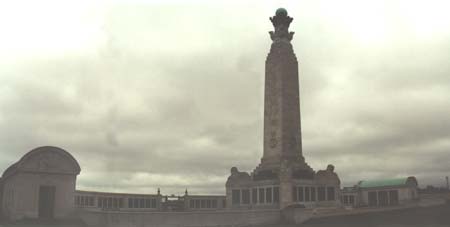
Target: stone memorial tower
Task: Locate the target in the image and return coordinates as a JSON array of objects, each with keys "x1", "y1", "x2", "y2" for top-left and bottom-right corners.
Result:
[
  {"x1": 257, "y1": 7, "x2": 315, "y2": 209},
  {"x1": 226, "y1": 8, "x2": 340, "y2": 210},
  {"x1": 255, "y1": 8, "x2": 313, "y2": 178}
]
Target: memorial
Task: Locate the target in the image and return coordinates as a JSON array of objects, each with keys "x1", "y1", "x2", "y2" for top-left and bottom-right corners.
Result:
[
  {"x1": 226, "y1": 8, "x2": 341, "y2": 209},
  {"x1": 1, "y1": 8, "x2": 342, "y2": 226}
]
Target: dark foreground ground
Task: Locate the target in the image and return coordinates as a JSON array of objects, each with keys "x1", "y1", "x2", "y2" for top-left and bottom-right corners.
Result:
[
  {"x1": 0, "y1": 218, "x2": 86, "y2": 227},
  {"x1": 262, "y1": 204, "x2": 450, "y2": 227},
  {"x1": 2, "y1": 204, "x2": 450, "y2": 227}
]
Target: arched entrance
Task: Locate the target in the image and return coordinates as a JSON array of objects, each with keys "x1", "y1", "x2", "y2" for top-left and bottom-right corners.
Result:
[{"x1": 38, "y1": 185, "x2": 56, "y2": 219}]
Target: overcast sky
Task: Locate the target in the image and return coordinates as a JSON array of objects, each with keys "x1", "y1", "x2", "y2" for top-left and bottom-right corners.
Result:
[{"x1": 0, "y1": 0, "x2": 449, "y2": 195}]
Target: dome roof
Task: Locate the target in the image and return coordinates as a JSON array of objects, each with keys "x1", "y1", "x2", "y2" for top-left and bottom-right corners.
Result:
[
  {"x1": 2, "y1": 146, "x2": 81, "y2": 179},
  {"x1": 275, "y1": 8, "x2": 288, "y2": 17},
  {"x1": 357, "y1": 176, "x2": 418, "y2": 189}
]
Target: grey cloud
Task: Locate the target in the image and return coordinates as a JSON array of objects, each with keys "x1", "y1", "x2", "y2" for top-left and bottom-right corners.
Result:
[{"x1": 1, "y1": 3, "x2": 449, "y2": 195}]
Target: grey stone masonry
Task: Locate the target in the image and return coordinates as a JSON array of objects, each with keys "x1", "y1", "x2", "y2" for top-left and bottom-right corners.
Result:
[
  {"x1": 254, "y1": 8, "x2": 313, "y2": 178},
  {"x1": 226, "y1": 8, "x2": 340, "y2": 210}
]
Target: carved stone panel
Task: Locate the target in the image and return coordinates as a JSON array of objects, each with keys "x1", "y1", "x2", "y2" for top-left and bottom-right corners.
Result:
[{"x1": 21, "y1": 150, "x2": 76, "y2": 174}]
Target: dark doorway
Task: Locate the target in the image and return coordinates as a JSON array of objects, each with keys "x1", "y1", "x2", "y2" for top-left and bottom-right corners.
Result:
[
  {"x1": 389, "y1": 190, "x2": 399, "y2": 205},
  {"x1": 378, "y1": 191, "x2": 389, "y2": 206},
  {"x1": 368, "y1": 191, "x2": 377, "y2": 206},
  {"x1": 38, "y1": 186, "x2": 56, "y2": 219}
]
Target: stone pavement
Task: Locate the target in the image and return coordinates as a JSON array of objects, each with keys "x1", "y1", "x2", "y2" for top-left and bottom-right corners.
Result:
[{"x1": 258, "y1": 203, "x2": 450, "y2": 227}]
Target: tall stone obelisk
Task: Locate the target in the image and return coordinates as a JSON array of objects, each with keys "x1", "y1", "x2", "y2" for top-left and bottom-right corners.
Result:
[
  {"x1": 228, "y1": 9, "x2": 340, "y2": 210},
  {"x1": 255, "y1": 8, "x2": 312, "y2": 176},
  {"x1": 263, "y1": 8, "x2": 302, "y2": 165}
]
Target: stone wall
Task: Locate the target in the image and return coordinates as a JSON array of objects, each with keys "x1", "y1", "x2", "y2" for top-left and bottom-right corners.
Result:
[
  {"x1": 398, "y1": 187, "x2": 418, "y2": 201},
  {"x1": 77, "y1": 209, "x2": 281, "y2": 227},
  {"x1": 360, "y1": 186, "x2": 418, "y2": 206},
  {"x1": 281, "y1": 207, "x2": 314, "y2": 224},
  {"x1": 2, "y1": 172, "x2": 76, "y2": 220}
]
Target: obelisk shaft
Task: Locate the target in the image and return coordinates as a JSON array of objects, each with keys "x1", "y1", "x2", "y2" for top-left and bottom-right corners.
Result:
[{"x1": 262, "y1": 9, "x2": 303, "y2": 168}]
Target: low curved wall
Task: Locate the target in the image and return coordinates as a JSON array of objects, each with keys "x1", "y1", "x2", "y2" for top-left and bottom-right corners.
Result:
[{"x1": 77, "y1": 209, "x2": 281, "y2": 227}]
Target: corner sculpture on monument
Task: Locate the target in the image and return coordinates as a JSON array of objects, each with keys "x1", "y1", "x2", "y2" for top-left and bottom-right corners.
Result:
[{"x1": 226, "y1": 8, "x2": 341, "y2": 209}]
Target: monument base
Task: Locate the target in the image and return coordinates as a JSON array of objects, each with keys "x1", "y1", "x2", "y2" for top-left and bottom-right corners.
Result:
[{"x1": 225, "y1": 163, "x2": 341, "y2": 210}]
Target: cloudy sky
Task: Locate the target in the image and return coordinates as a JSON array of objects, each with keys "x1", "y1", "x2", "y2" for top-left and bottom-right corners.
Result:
[{"x1": 0, "y1": 0, "x2": 449, "y2": 195}]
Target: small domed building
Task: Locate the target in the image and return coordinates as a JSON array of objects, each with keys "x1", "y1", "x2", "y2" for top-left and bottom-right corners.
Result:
[{"x1": 0, "y1": 146, "x2": 80, "y2": 220}]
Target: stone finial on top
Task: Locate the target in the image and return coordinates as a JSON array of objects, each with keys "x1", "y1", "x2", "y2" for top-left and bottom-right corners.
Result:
[
  {"x1": 276, "y1": 8, "x2": 288, "y2": 17},
  {"x1": 326, "y1": 164, "x2": 335, "y2": 172},
  {"x1": 269, "y1": 8, "x2": 295, "y2": 42}
]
